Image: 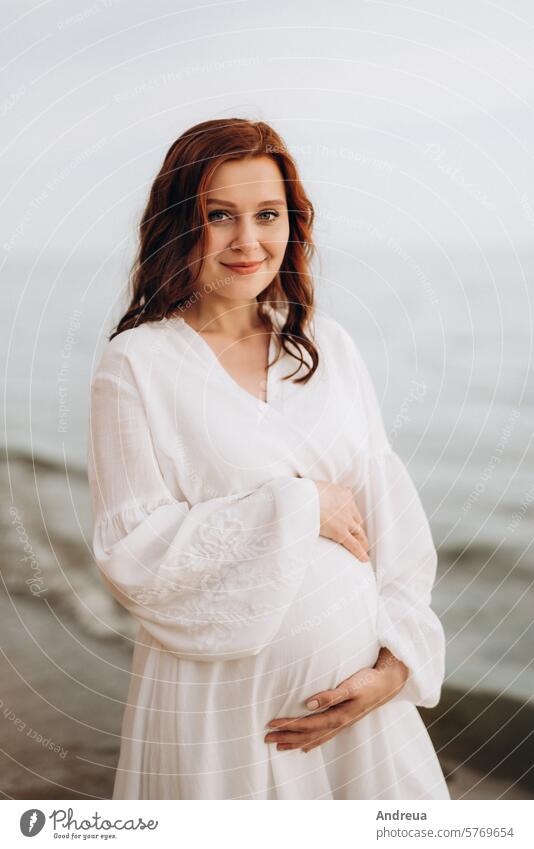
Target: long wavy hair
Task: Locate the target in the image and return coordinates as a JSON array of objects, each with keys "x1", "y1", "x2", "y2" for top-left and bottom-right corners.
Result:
[{"x1": 110, "y1": 117, "x2": 320, "y2": 383}]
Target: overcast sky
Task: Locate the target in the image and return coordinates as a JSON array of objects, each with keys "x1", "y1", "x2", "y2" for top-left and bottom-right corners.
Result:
[
  {"x1": 2, "y1": 0, "x2": 534, "y2": 268},
  {"x1": 2, "y1": 0, "x2": 533, "y2": 510}
]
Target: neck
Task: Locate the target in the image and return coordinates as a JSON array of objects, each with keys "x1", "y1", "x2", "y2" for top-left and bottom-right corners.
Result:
[{"x1": 182, "y1": 297, "x2": 266, "y2": 337}]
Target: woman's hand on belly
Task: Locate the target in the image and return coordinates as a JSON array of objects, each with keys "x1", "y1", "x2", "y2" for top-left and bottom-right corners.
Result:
[
  {"x1": 311, "y1": 479, "x2": 370, "y2": 562},
  {"x1": 264, "y1": 648, "x2": 409, "y2": 753}
]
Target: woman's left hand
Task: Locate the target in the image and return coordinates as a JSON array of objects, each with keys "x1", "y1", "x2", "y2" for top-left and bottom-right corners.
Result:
[{"x1": 264, "y1": 648, "x2": 409, "y2": 753}]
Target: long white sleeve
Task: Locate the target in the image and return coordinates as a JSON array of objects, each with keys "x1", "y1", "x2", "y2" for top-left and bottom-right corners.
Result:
[
  {"x1": 347, "y1": 333, "x2": 446, "y2": 708},
  {"x1": 87, "y1": 339, "x2": 321, "y2": 662}
]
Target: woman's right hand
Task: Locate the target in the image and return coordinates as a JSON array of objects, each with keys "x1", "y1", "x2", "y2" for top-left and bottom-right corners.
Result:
[{"x1": 311, "y1": 480, "x2": 370, "y2": 562}]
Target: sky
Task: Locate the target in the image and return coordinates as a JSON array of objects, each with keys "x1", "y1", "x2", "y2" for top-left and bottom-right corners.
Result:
[
  {"x1": 1, "y1": 0, "x2": 534, "y2": 269},
  {"x1": 1, "y1": 0, "x2": 533, "y2": 581}
]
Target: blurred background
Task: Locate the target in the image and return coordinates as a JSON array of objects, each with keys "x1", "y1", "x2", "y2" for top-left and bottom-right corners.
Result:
[{"x1": 1, "y1": 0, "x2": 532, "y2": 799}]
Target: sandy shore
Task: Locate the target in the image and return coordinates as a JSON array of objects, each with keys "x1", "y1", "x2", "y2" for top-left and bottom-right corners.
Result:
[{"x1": 1, "y1": 453, "x2": 532, "y2": 800}]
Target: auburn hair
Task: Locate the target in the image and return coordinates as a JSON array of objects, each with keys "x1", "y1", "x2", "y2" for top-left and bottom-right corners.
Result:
[{"x1": 110, "y1": 117, "x2": 320, "y2": 383}]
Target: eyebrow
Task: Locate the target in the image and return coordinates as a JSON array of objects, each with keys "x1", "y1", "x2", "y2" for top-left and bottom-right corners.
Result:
[{"x1": 206, "y1": 198, "x2": 286, "y2": 208}]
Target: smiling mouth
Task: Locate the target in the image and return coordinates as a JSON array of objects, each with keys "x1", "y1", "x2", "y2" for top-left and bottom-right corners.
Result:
[{"x1": 221, "y1": 260, "x2": 266, "y2": 267}]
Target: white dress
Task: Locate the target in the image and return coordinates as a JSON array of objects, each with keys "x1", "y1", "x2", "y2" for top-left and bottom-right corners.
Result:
[{"x1": 87, "y1": 306, "x2": 450, "y2": 800}]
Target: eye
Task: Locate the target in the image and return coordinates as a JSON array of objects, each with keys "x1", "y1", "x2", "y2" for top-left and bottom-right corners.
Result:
[
  {"x1": 207, "y1": 210, "x2": 230, "y2": 222},
  {"x1": 258, "y1": 210, "x2": 280, "y2": 222},
  {"x1": 207, "y1": 209, "x2": 281, "y2": 223}
]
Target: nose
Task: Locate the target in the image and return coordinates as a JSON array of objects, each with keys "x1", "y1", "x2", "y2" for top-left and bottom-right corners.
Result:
[{"x1": 229, "y1": 214, "x2": 262, "y2": 253}]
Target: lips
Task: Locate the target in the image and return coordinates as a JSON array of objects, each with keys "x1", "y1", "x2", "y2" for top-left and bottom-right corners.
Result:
[
  {"x1": 222, "y1": 260, "x2": 265, "y2": 267},
  {"x1": 221, "y1": 260, "x2": 265, "y2": 275}
]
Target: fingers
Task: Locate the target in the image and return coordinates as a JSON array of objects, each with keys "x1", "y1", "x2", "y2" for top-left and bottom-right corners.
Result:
[
  {"x1": 264, "y1": 730, "x2": 311, "y2": 747},
  {"x1": 266, "y1": 712, "x2": 336, "y2": 734},
  {"x1": 341, "y1": 504, "x2": 371, "y2": 560},
  {"x1": 265, "y1": 706, "x2": 357, "y2": 751},
  {"x1": 302, "y1": 729, "x2": 339, "y2": 753},
  {"x1": 340, "y1": 529, "x2": 370, "y2": 562},
  {"x1": 317, "y1": 481, "x2": 371, "y2": 561},
  {"x1": 265, "y1": 669, "x2": 377, "y2": 754},
  {"x1": 350, "y1": 509, "x2": 369, "y2": 550},
  {"x1": 307, "y1": 684, "x2": 353, "y2": 710},
  {"x1": 265, "y1": 715, "x2": 343, "y2": 750},
  {"x1": 349, "y1": 524, "x2": 370, "y2": 558},
  {"x1": 268, "y1": 728, "x2": 336, "y2": 752},
  {"x1": 266, "y1": 701, "x2": 348, "y2": 734},
  {"x1": 352, "y1": 520, "x2": 369, "y2": 547}
]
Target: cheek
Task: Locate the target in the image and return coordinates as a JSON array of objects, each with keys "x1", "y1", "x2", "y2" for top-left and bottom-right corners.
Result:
[
  {"x1": 267, "y1": 223, "x2": 290, "y2": 255},
  {"x1": 205, "y1": 228, "x2": 226, "y2": 257}
]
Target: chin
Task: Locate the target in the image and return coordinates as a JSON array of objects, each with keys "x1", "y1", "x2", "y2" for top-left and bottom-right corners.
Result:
[{"x1": 225, "y1": 287, "x2": 270, "y2": 302}]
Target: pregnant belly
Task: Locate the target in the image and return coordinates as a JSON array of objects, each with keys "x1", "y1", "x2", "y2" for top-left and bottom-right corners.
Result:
[
  {"x1": 134, "y1": 536, "x2": 381, "y2": 760},
  {"x1": 257, "y1": 535, "x2": 381, "y2": 717}
]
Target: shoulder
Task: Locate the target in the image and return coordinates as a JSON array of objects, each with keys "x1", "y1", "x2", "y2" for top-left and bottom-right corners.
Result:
[
  {"x1": 311, "y1": 311, "x2": 381, "y2": 398},
  {"x1": 312, "y1": 312, "x2": 392, "y2": 451},
  {"x1": 311, "y1": 310, "x2": 353, "y2": 344},
  {"x1": 93, "y1": 320, "x2": 173, "y2": 370},
  {"x1": 311, "y1": 311, "x2": 364, "y2": 364},
  {"x1": 92, "y1": 320, "x2": 169, "y2": 382}
]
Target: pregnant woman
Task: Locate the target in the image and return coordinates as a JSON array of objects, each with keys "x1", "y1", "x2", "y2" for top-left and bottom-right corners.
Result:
[{"x1": 87, "y1": 117, "x2": 449, "y2": 800}]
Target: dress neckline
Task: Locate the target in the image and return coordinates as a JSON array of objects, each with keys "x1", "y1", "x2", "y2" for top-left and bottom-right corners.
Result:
[{"x1": 167, "y1": 309, "x2": 284, "y2": 408}]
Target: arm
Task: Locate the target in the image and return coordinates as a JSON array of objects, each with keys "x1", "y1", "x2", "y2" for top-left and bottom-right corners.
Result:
[
  {"x1": 263, "y1": 324, "x2": 446, "y2": 752},
  {"x1": 350, "y1": 336, "x2": 446, "y2": 708},
  {"x1": 87, "y1": 342, "x2": 320, "y2": 662}
]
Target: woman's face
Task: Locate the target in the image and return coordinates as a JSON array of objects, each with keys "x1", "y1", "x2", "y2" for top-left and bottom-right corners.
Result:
[{"x1": 197, "y1": 155, "x2": 290, "y2": 302}]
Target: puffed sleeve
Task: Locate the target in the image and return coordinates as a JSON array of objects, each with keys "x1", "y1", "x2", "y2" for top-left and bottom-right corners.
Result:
[
  {"x1": 87, "y1": 337, "x2": 321, "y2": 662},
  {"x1": 346, "y1": 332, "x2": 446, "y2": 708}
]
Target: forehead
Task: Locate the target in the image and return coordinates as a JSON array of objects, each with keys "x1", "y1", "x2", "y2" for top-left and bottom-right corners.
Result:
[{"x1": 205, "y1": 156, "x2": 286, "y2": 203}]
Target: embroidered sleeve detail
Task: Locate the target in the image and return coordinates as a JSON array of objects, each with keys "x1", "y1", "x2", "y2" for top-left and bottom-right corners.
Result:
[{"x1": 88, "y1": 346, "x2": 321, "y2": 661}]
